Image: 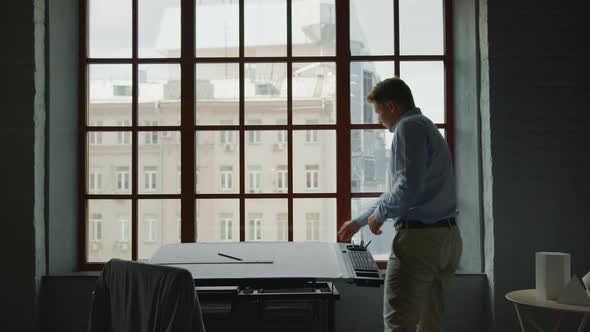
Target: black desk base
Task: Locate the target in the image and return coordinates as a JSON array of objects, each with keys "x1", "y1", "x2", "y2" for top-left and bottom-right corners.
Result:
[{"x1": 197, "y1": 281, "x2": 339, "y2": 332}]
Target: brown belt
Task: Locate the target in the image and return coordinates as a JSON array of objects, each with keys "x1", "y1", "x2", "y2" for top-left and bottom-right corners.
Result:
[{"x1": 395, "y1": 218, "x2": 456, "y2": 230}]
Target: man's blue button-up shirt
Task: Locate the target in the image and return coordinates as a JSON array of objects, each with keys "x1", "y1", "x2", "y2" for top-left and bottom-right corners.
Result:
[{"x1": 354, "y1": 108, "x2": 457, "y2": 226}]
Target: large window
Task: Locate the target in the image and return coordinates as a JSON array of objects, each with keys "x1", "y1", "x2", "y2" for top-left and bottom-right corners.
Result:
[{"x1": 82, "y1": 0, "x2": 452, "y2": 269}]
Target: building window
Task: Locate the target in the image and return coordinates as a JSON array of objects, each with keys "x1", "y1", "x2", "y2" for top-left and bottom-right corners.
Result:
[
  {"x1": 247, "y1": 119, "x2": 262, "y2": 144},
  {"x1": 89, "y1": 171, "x2": 102, "y2": 193},
  {"x1": 220, "y1": 130, "x2": 233, "y2": 144},
  {"x1": 363, "y1": 70, "x2": 375, "y2": 123},
  {"x1": 305, "y1": 165, "x2": 320, "y2": 190},
  {"x1": 248, "y1": 213, "x2": 263, "y2": 241},
  {"x1": 144, "y1": 121, "x2": 159, "y2": 145},
  {"x1": 220, "y1": 214, "x2": 233, "y2": 241},
  {"x1": 277, "y1": 213, "x2": 288, "y2": 241},
  {"x1": 247, "y1": 130, "x2": 261, "y2": 144},
  {"x1": 90, "y1": 213, "x2": 103, "y2": 242},
  {"x1": 119, "y1": 218, "x2": 129, "y2": 243},
  {"x1": 144, "y1": 166, "x2": 158, "y2": 191},
  {"x1": 305, "y1": 212, "x2": 320, "y2": 241},
  {"x1": 248, "y1": 165, "x2": 262, "y2": 193},
  {"x1": 144, "y1": 217, "x2": 158, "y2": 243},
  {"x1": 116, "y1": 167, "x2": 130, "y2": 191},
  {"x1": 364, "y1": 158, "x2": 376, "y2": 182},
  {"x1": 220, "y1": 166, "x2": 233, "y2": 191},
  {"x1": 276, "y1": 130, "x2": 287, "y2": 144},
  {"x1": 117, "y1": 120, "x2": 131, "y2": 144},
  {"x1": 89, "y1": 121, "x2": 103, "y2": 145},
  {"x1": 177, "y1": 165, "x2": 181, "y2": 192},
  {"x1": 113, "y1": 84, "x2": 132, "y2": 97},
  {"x1": 305, "y1": 130, "x2": 319, "y2": 143},
  {"x1": 304, "y1": 119, "x2": 320, "y2": 143},
  {"x1": 275, "y1": 165, "x2": 288, "y2": 192},
  {"x1": 177, "y1": 217, "x2": 182, "y2": 242}
]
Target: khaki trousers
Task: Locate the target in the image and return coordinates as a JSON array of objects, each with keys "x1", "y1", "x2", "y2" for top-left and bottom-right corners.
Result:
[{"x1": 383, "y1": 225, "x2": 463, "y2": 332}]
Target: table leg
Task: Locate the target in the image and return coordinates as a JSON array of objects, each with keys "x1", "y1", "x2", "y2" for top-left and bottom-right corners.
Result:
[
  {"x1": 551, "y1": 311, "x2": 562, "y2": 332},
  {"x1": 577, "y1": 313, "x2": 588, "y2": 332},
  {"x1": 514, "y1": 303, "x2": 526, "y2": 332}
]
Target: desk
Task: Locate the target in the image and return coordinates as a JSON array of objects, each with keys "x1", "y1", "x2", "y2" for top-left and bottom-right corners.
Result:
[
  {"x1": 506, "y1": 289, "x2": 590, "y2": 332},
  {"x1": 151, "y1": 242, "x2": 382, "y2": 332}
]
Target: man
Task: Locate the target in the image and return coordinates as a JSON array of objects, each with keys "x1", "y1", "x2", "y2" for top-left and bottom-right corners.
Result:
[{"x1": 338, "y1": 77, "x2": 462, "y2": 332}]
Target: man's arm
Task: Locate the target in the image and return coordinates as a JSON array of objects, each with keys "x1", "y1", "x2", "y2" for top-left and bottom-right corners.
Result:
[
  {"x1": 373, "y1": 121, "x2": 428, "y2": 223},
  {"x1": 354, "y1": 193, "x2": 387, "y2": 226}
]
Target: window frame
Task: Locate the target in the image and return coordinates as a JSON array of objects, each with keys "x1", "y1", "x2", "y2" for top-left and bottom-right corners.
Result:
[{"x1": 79, "y1": 0, "x2": 453, "y2": 269}]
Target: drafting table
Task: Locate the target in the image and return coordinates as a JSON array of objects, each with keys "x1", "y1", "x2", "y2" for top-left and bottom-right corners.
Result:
[
  {"x1": 151, "y1": 241, "x2": 383, "y2": 287},
  {"x1": 151, "y1": 242, "x2": 382, "y2": 332}
]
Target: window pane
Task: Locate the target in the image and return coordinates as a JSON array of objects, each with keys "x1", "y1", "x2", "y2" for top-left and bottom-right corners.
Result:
[
  {"x1": 88, "y1": 65, "x2": 132, "y2": 126},
  {"x1": 292, "y1": 0, "x2": 336, "y2": 56},
  {"x1": 350, "y1": 61, "x2": 394, "y2": 124},
  {"x1": 196, "y1": 0, "x2": 239, "y2": 57},
  {"x1": 245, "y1": 199, "x2": 288, "y2": 241},
  {"x1": 351, "y1": 198, "x2": 395, "y2": 261},
  {"x1": 139, "y1": 0, "x2": 180, "y2": 58},
  {"x1": 293, "y1": 198, "x2": 336, "y2": 242},
  {"x1": 245, "y1": 0, "x2": 287, "y2": 57},
  {"x1": 245, "y1": 131, "x2": 287, "y2": 193},
  {"x1": 139, "y1": 131, "x2": 180, "y2": 194},
  {"x1": 292, "y1": 62, "x2": 336, "y2": 125},
  {"x1": 196, "y1": 131, "x2": 240, "y2": 194},
  {"x1": 88, "y1": 0, "x2": 131, "y2": 58},
  {"x1": 400, "y1": 61, "x2": 444, "y2": 123},
  {"x1": 439, "y1": 128, "x2": 446, "y2": 139},
  {"x1": 87, "y1": 200, "x2": 132, "y2": 263},
  {"x1": 196, "y1": 199, "x2": 240, "y2": 242},
  {"x1": 245, "y1": 63, "x2": 287, "y2": 124},
  {"x1": 399, "y1": 0, "x2": 444, "y2": 55},
  {"x1": 196, "y1": 63, "x2": 239, "y2": 125},
  {"x1": 138, "y1": 199, "x2": 181, "y2": 260},
  {"x1": 293, "y1": 130, "x2": 335, "y2": 193},
  {"x1": 350, "y1": 0, "x2": 394, "y2": 55},
  {"x1": 351, "y1": 130, "x2": 391, "y2": 193},
  {"x1": 88, "y1": 132, "x2": 132, "y2": 194},
  {"x1": 138, "y1": 64, "x2": 181, "y2": 126}
]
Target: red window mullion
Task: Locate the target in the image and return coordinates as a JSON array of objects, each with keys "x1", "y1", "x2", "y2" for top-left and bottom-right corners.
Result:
[
  {"x1": 180, "y1": 0, "x2": 196, "y2": 243},
  {"x1": 287, "y1": 0, "x2": 294, "y2": 242},
  {"x1": 238, "y1": 0, "x2": 245, "y2": 242},
  {"x1": 335, "y1": 0, "x2": 352, "y2": 230}
]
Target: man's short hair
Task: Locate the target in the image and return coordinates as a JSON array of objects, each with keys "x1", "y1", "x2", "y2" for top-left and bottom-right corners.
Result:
[{"x1": 367, "y1": 77, "x2": 416, "y2": 110}]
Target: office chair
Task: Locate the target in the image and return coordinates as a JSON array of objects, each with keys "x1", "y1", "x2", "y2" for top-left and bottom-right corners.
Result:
[{"x1": 88, "y1": 258, "x2": 205, "y2": 332}]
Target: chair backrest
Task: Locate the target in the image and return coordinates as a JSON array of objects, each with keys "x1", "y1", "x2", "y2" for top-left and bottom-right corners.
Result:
[{"x1": 88, "y1": 259, "x2": 205, "y2": 332}]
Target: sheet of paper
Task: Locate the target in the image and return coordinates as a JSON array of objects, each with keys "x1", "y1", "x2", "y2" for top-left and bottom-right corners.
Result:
[
  {"x1": 557, "y1": 275, "x2": 590, "y2": 306},
  {"x1": 582, "y1": 271, "x2": 590, "y2": 290}
]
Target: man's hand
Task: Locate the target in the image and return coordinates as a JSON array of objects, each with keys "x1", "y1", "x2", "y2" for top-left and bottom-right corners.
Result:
[
  {"x1": 368, "y1": 213, "x2": 383, "y2": 235},
  {"x1": 337, "y1": 220, "x2": 361, "y2": 242}
]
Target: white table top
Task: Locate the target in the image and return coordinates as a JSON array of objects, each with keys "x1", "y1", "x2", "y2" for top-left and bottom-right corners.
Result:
[
  {"x1": 150, "y1": 242, "x2": 355, "y2": 281},
  {"x1": 506, "y1": 289, "x2": 590, "y2": 314}
]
